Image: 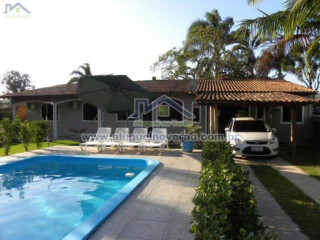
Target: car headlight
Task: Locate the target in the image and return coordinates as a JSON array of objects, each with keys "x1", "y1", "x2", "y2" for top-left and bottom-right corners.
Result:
[
  {"x1": 269, "y1": 135, "x2": 278, "y2": 144},
  {"x1": 235, "y1": 135, "x2": 245, "y2": 143}
]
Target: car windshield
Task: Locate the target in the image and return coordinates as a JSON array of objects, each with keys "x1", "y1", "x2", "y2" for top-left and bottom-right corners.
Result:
[{"x1": 233, "y1": 120, "x2": 270, "y2": 132}]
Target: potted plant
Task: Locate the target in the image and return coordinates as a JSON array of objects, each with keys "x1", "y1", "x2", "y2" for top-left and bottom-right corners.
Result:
[{"x1": 181, "y1": 124, "x2": 202, "y2": 153}]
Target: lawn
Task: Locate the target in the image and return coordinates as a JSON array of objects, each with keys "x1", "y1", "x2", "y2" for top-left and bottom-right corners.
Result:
[
  {"x1": 279, "y1": 145, "x2": 320, "y2": 181},
  {"x1": 0, "y1": 140, "x2": 79, "y2": 157},
  {"x1": 251, "y1": 165, "x2": 320, "y2": 240}
]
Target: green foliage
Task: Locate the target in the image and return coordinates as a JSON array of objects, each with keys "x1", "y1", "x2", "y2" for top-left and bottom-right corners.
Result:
[
  {"x1": 1, "y1": 70, "x2": 34, "y2": 94},
  {"x1": 184, "y1": 124, "x2": 202, "y2": 135},
  {"x1": 68, "y1": 63, "x2": 92, "y2": 84},
  {"x1": 18, "y1": 120, "x2": 32, "y2": 151},
  {"x1": 191, "y1": 141, "x2": 275, "y2": 240},
  {"x1": 152, "y1": 9, "x2": 238, "y2": 79},
  {"x1": 240, "y1": 0, "x2": 320, "y2": 90},
  {"x1": 202, "y1": 141, "x2": 234, "y2": 167},
  {"x1": 30, "y1": 120, "x2": 49, "y2": 149},
  {"x1": 0, "y1": 118, "x2": 15, "y2": 155},
  {"x1": 252, "y1": 164, "x2": 320, "y2": 239}
]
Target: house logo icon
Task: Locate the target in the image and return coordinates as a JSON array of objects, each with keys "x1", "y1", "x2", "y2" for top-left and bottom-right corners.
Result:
[
  {"x1": 4, "y1": 2, "x2": 31, "y2": 14},
  {"x1": 129, "y1": 95, "x2": 195, "y2": 120}
]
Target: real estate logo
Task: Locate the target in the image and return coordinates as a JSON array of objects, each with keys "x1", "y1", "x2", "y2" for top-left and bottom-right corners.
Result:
[
  {"x1": 129, "y1": 95, "x2": 195, "y2": 127},
  {"x1": 3, "y1": 2, "x2": 31, "y2": 18}
]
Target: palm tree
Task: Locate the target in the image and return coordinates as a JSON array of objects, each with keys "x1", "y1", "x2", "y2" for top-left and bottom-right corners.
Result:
[
  {"x1": 239, "y1": 0, "x2": 320, "y2": 89},
  {"x1": 287, "y1": 43, "x2": 320, "y2": 90},
  {"x1": 255, "y1": 40, "x2": 294, "y2": 78},
  {"x1": 185, "y1": 9, "x2": 234, "y2": 77},
  {"x1": 243, "y1": 0, "x2": 320, "y2": 55},
  {"x1": 68, "y1": 63, "x2": 92, "y2": 84},
  {"x1": 232, "y1": 31, "x2": 264, "y2": 77}
]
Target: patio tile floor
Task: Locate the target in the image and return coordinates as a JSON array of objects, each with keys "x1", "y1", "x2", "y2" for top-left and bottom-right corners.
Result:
[{"x1": 0, "y1": 146, "x2": 201, "y2": 240}]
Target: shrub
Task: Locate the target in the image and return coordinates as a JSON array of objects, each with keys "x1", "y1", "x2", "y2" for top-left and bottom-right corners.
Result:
[
  {"x1": 30, "y1": 120, "x2": 49, "y2": 149},
  {"x1": 202, "y1": 141, "x2": 234, "y2": 167},
  {"x1": 191, "y1": 141, "x2": 275, "y2": 240},
  {"x1": 19, "y1": 120, "x2": 32, "y2": 151},
  {"x1": 0, "y1": 118, "x2": 15, "y2": 155}
]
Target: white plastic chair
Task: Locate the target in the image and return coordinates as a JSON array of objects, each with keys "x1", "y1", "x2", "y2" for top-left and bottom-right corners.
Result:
[
  {"x1": 122, "y1": 128, "x2": 148, "y2": 152},
  {"x1": 142, "y1": 128, "x2": 167, "y2": 153},
  {"x1": 100, "y1": 128, "x2": 129, "y2": 152},
  {"x1": 80, "y1": 127, "x2": 111, "y2": 151}
]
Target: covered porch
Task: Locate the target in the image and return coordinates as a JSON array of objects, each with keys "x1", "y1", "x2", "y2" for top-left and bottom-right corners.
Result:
[{"x1": 196, "y1": 92, "x2": 318, "y2": 158}]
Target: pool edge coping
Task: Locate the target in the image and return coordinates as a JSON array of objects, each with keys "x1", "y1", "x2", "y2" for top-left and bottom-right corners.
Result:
[{"x1": 60, "y1": 155, "x2": 160, "y2": 240}]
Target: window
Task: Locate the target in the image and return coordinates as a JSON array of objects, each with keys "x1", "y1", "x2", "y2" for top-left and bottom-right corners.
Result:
[
  {"x1": 282, "y1": 106, "x2": 303, "y2": 123},
  {"x1": 192, "y1": 103, "x2": 200, "y2": 123},
  {"x1": 159, "y1": 105, "x2": 170, "y2": 117},
  {"x1": 157, "y1": 99, "x2": 183, "y2": 121},
  {"x1": 41, "y1": 104, "x2": 59, "y2": 120},
  {"x1": 83, "y1": 103, "x2": 97, "y2": 121},
  {"x1": 233, "y1": 120, "x2": 271, "y2": 132}
]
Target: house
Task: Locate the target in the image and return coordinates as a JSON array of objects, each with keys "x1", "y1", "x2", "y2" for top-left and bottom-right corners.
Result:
[{"x1": 1, "y1": 76, "x2": 318, "y2": 144}]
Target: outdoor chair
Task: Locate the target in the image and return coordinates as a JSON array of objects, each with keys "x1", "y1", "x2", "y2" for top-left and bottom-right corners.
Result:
[
  {"x1": 80, "y1": 127, "x2": 111, "y2": 151},
  {"x1": 122, "y1": 128, "x2": 148, "y2": 153},
  {"x1": 99, "y1": 128, "x2": 129, "y2": 153},
  {"x1": 142, "y1": 128, "x2": 168, "y2": 153}
]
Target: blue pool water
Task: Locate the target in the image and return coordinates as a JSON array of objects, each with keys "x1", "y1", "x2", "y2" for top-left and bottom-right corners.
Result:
[{"x1": 0, "y1": 155, "x2": 159, "y2": 240}]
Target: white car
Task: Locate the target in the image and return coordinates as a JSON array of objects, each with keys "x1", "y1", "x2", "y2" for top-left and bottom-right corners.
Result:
[{"x1": 225, "y1": 117, "x2": 279, "y2": 157}]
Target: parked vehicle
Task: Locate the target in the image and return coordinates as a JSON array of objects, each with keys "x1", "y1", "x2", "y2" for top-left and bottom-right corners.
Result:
[{"x1": 225, "y1": 117, "x2": 279, "y2": 157}]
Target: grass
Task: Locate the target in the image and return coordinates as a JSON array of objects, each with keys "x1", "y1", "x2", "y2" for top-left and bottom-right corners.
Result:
[
  {"x1": 279, "y1": 145, "x2": 320, "y2": 181},
  {"x1": 251, "y1": 165, "x2": 320, "y2": 240},
  {"x1": 0, "y1": 140, "x2": 79, "y2": 156}
]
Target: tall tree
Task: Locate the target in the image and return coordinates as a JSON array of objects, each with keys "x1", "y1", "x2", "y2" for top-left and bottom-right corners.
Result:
[
  {"x1": 152, "y1": 9, "x2": 235, "y2": 79},
  {"x1": 186, "y1": 9, "x2": 234, "y2": 77},
  {"x1": 1, "y1": 71, "x2": 34, "y2": 94},
  {"x1": 240, "y1": 0, "x2": 320, "y2": 89},
  {"x1": 288, "y1": 43, "x2": 320, "y2": 90},
  {"x1": 151, "y1": 47, "x2": 199, "y2": 80},
  {"x1": 256, "y1": 39, "x2": 295, "y2": 78},
  {"x1": 232, "y1": 31, "x2": 264, "y2": 77},
  {"x1": 68, "y1": 63, "x2": 92, "y2": 84}
]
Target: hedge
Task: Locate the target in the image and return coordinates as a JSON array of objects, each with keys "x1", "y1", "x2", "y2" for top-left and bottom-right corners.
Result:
[
  {"x1": 0, "y1": 118, "x2": 49, "y2": 155},
  {"x1": 191, "y1": 141, "x2": 276, "y2": 240}
]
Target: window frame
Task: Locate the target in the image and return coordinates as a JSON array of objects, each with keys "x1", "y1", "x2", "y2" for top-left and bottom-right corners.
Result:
[
  {"x1": 192, "y1": 102, "x2": 201, "y2": 123},
  {"x1": 280, "y1": 106, "x2": 304, "y2": 125},
  {"x1": 158, "y1": 105, "x2": 170, "y2": 117},
  {"x1": 40, "y1": 103, "x2": 59, "y2": 121},
  {"x1": 82, "y1": 103, "x2": 98, "y2": 122}
]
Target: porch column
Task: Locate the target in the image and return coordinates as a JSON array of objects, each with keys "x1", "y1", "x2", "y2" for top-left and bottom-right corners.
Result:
[
  {"x1": 213, "y1": 103, "x2": 219, "y2": 133},
  {"x1": 97, "y1": 109, "x2": 102, "y2": 128},
  {"x1": 53, "y1": 103, "x2": 58, "y2": 140},
  {"x1": 290, "y1": 105, "x2": 297, "y2": 159},
  {"x1": 209, "y1": 104, "x2": 219, "y2": 134}
]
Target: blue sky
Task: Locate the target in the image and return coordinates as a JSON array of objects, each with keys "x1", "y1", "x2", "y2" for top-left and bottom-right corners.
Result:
[{"x1": 0, "y1": 0, "x2": 293, "y2": 91}]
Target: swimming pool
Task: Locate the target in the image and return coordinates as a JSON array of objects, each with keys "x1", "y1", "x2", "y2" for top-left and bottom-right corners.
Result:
[{"x1": 0, "y1": 155, "x2": 159, "y2": 240}]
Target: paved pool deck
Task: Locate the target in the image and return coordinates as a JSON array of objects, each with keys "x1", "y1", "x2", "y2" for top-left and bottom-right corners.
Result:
[{"x1": 0, "y1": 146, "x2": 201, "y2": 240}]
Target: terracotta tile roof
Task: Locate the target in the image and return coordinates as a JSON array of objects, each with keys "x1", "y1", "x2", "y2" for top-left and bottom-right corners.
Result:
[
  {"x1": 136, "y1": 80, "x2": 190, "y2": 93},
  {"x1": 196, "y1": 79, "x2": 317, "y2": 94},
  {"x1": 0, "y1": 78, "x2": 317, "y2": 103},
  {"x1": 1, "y1": 84, "x2": 77, "y2": 98},
  {"x1": 195, "y1": 92, "x2": 316, "y2": 104}
]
